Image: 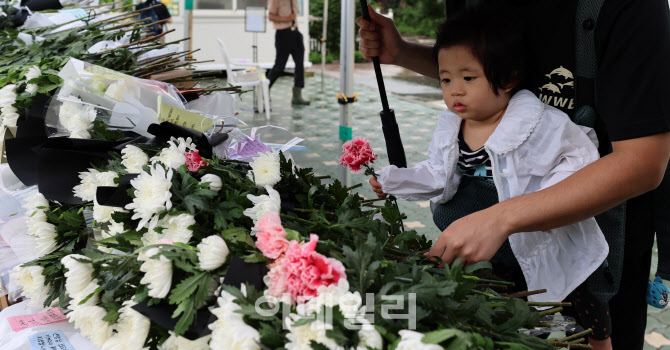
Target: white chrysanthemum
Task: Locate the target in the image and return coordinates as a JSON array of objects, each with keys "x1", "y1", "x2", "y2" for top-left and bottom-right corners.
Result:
[
  {"x1": 23, "y1": 191, "x2": 49, "y2": 232},
  {"x1": 243, "y1": 185, "x2": 281, "y2": 225},
  {"x1": 25, "y1": 84, "x2": 39, "y2": 94},
  {"x1": 1, "y1": 111, "x2": 19, "y2": 127},
  {"x1": 200, "y1": 174, "x2": 222, "y2": 191},
  {"x1": 62, "y1": 254, "x2": 99, "y2": 307},
  {"x1": 73, "y1": 169, "x2": 117, "y2": 203},
  {"x1": 101, "y1": 300, "x2": 151, "y2": 350},
  {"x1": 121, "y1": 145, "x2": 149, "y2": 173},
  {"x1": 285, "y1": 313, "x2": 343, "y2": 350},
  {"x1": 125, "y1": 164, "x2": 173, "y2": 230},
  {"x1": 356, "y1": 317, "x2": 383, "y2": 350},
  {"x1": 150, "y1": 137, "x2": 197, "y2": 170},
  {"x1": 197, "y1": 235, "x2": 229, "y2": 271},
  {"x1": 93, "y1": 199, "x2": 123, "y2": 224},
  {"x1": 97, "y1": 171, "x2": 118, "y2": 186},
  {"x1": 105, "y1": 81, "x2": 126, "y2": 101},
  {"x1": 59, "y1": 96, "x2": 97, "y2": 139},
  {"x1": 24, "y1": 66, "x2": 41, "y2": 95},
  {"x1": 159, "y1": 213, "x2": 196, "y2": 243},
  {"x1": 32, "y1": 221, "x2": 58, "y2": 256},
  {"x1": 159, "y1": 332, "x2": 211, "y2": 350},
  {"x1": 100, "y1": 219, "x2": 126, "y2": 242},
  {"x1": 68, "y1": 305, "x2": 114, "y2": 347},
  {"x1": 396, "y1": 330, "x2": 444, "y2": 350},
  {"x1": 10, "y1": 265, "x2": 52, "y2": 309},
  {"x1": 297, "y1": 279, "x2": 361, "y2": 319},
  {"x1": 209, "y1": 290, "x2": 261, "y2": 350},
  {"x1": 25, "y1": 66, "x2": 41, "y2": 81},
  {"x1": 0, "y1": 84, "x2": 18, "y2": 127},
  {"x1": 247, "y1": 151, "x2": 281, "y2": 187},
  {"x1": 139, "y1": 247, "x2": 173, "y2": 299}
]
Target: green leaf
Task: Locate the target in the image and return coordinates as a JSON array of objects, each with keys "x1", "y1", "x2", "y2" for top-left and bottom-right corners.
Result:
[
  {"x1": 422, "y1": 329, "x2": 464, "y2": 344},
  {"x1": 168, "y1": 272, "x2": 209, "y2": 305},
  {"x1": 464, "y1": 261, "x2": 492, "y2": 275}
]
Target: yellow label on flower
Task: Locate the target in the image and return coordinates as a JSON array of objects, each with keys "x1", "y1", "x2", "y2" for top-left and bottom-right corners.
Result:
[{"x1": 157, "y1": 96, "x2": 214, "y2": 132}]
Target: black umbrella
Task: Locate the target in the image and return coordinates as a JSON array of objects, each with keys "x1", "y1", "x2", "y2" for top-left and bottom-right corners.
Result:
[{"x1": 358, "y1": 0, "x2": 407, "y2": 169}]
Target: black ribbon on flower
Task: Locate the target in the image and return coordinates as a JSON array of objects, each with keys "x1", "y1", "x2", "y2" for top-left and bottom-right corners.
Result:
[
  {"x1": 6, "y1": 94, "x2": 51, "y2": 186},
  {"x1": 222, "y1": 256, "x2": 268, "y2": 292},
  {"x1": 147, "y1": 122, "x2": 213, "y2": 159},
  {"x1": 131, "y1": 301, "x2": 216, "y2": 340},
  {"x1": 7, "y1": 93, "x2": 218, "y2": 205},
  {"x1": 20, "y1": 0, "x2": 63, "y2": 11},
  {"x1": 96, "y1": 174, "x2": 138, "y2": 208}
]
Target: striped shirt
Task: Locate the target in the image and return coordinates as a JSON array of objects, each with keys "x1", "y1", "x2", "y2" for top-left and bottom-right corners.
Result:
[{"x1": 456, "y1": 131, "x2": 494, "y2": 179}]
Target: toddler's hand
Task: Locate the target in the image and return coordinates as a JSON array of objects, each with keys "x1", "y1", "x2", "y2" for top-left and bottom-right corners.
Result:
[{"x1": 369, "y1": 176, "x2": 388, "y2": 199}]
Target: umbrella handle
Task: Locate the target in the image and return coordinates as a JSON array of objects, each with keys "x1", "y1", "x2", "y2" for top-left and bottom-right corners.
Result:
[{"x1": 358, "y1": 0, "x2": 390, "y2": 112}]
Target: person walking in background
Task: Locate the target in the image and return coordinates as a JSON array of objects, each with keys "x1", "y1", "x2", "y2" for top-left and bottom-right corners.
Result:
[
  {"x1": 267, "y1": 0, "x2": 310, "y2": 105},
  {"x1": 136, "y1": 0, "x2": 172, "y2": 42}
]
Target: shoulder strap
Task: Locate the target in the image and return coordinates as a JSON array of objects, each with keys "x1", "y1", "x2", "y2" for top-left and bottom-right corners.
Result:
[
  {"x1": 574, "y1": 0, "x2": 612, "y2": 155},
  {"x1": 574, "y1": 0, "x2": 606, "y2": 110}
]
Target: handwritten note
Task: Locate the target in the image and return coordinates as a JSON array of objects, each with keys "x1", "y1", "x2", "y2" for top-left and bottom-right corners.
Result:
[
  {"x1": 28, "y1": 331, "x2": 74, "y2": 350},
  {"x1": 157, "y1": 97, "x2": 214, "y2": 132},
  {"x1": 7, "y1": 308, "x2": 67, "y2": 332}
]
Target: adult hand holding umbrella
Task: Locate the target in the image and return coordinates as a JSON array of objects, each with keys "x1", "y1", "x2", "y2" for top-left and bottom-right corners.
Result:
[{"x1": 358, "y1": 1, "x2": 407, "y2": 169}]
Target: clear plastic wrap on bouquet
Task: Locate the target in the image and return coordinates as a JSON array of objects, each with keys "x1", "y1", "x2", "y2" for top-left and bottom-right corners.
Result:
[
  {"x1": 44, "y1": 58, "x2": 189, "y2": 138},
  {"x1": 58, "y1": 58, "x2": 186, "y2": 109}
]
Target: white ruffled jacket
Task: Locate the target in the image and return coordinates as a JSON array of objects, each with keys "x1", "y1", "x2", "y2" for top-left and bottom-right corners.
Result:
[{"x1": 377, "y1": 90, "x2": 609, "y2": 302}]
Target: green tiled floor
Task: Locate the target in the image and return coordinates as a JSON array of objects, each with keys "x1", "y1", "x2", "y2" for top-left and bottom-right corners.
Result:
[
  {"x1": 218, "y1": 73, "x2": 670, "y2": 348},
  {"x1": 226, "y1": 74, "x2": 441, "y2": 242}
]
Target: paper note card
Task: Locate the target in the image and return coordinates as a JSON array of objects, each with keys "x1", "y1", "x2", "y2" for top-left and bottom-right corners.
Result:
[
  {"x1": 8, "y1": 308, "x2": 67, "y2": 332},
  {"x1": 28, "y1": 331, "x2": 74, "y2": 350},
  {"x1": 158, "y1": 99, "x2": 214, "y2": 133},
  {"x1": 236, "y1": 137, "x2": 272, "y2": 159}
]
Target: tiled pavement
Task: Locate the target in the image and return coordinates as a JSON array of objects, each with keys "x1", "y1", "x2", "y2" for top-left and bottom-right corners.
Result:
[{"x1": 217, "y1": 72, "x2": 670, "y2": 348}]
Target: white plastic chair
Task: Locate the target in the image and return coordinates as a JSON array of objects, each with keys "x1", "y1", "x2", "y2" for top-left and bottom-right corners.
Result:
[{"x1": 217, "y1": 38, "x2": 271, "y2": 120}]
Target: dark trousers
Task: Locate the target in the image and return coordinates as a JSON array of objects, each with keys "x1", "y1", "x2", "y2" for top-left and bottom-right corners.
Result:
[
  {"x1": 610, "y1": 165, "x2": 670, "y2": 349},
  {"x1": 267, "y1": 28, "x2": 305, "y2": 89},
  {"x1": 655, "y1": 166, "x2": 670, "y2": 279}
]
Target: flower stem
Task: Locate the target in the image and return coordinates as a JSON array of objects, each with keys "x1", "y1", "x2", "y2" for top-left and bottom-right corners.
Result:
[
  {"x1": 538, "y1": 307, "x2": 563, "y2": 316},
  {"x1": 500, "y1": 289, "x2": 547, "y2": 298},
  {"x1": 347, "y1": 183, "x2": 363, "y2": 191},
  {"x1": 528, "y1": 301, "x2": 572, "y2": 307},
  {"x1": 559, "y1": 329, "x2": 593, "y2": 343}
]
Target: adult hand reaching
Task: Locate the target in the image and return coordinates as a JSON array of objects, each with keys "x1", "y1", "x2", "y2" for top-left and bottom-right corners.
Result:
[
  {"x1": 356, "y1": 5, "x2": 403, "y2": 64},
  {"x1": 425, "y1": 206, "x2": 511, "y2": 267}
]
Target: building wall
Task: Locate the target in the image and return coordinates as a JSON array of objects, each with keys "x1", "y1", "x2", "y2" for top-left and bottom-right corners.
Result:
[{"x1": 163, "y1": 1, "x2": 311, "y2": 67}]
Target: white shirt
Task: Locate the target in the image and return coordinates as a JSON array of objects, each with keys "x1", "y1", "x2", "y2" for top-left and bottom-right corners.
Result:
[{"x1": 378, "y1": 90, "x2": 609, "y2": 302}]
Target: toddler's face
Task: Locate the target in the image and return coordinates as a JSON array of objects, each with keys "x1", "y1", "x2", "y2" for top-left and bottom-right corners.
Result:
[{"x1": 438, "y1": 45, "x2": 511, "y2": 122}]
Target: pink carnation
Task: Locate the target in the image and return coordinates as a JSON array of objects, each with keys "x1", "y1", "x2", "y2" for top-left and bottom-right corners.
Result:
[
  {"x1": 185, "y1": 150, "x2": 209, "y2": 172},
  {"x1": 255, "y1": 212, "x2": 289, "y2": 260},
  {"x1": 281, "y1": 234, "x2": 346, "y2": 302},
  {"x1": 264, "y1": 265, "x2": 288, "y2": 298},
  {"x1": 339, "y1": 137, "x2": 378, "y2": 173}
]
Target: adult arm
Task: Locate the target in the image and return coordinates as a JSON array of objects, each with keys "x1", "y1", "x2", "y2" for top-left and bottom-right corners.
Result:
[
  {"x1": 267, "y1": 0, "x2": 296, "y2": 23},
  {"x1": 427, "y1": 132, "x2": 670, "y2": 266},
  {"x1": 268, "y1": 12, "x2": 296, "y2": 22},
  {"x1": 356, "y1": 5, "x2": 438, "y2": 79},
  {"x1": 427, "y1": 0, "x2": 670, "y2": 266}
]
